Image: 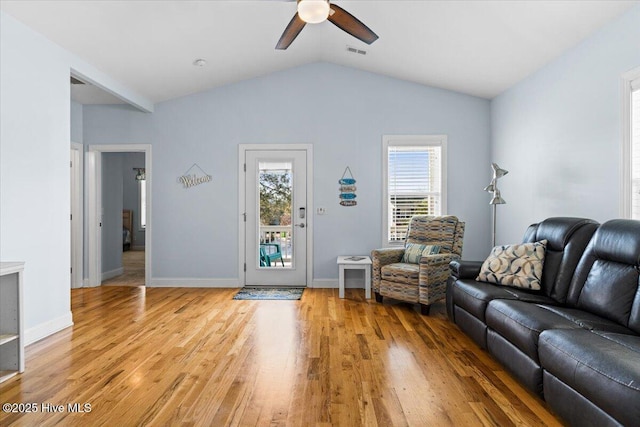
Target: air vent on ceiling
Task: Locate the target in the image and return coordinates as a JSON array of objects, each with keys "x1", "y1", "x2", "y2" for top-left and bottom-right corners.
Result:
[
  {"x1": 70, "y1": 76, "x2": 85, "y2": 85},
  {"x1": 346, "y1": 46, "x2": 367, "y2": 56}
]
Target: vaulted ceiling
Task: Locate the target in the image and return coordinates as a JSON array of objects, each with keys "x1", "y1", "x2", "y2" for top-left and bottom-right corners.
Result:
[{"x1": 1, "y1": 0, "x2": 637, "y2": 104}]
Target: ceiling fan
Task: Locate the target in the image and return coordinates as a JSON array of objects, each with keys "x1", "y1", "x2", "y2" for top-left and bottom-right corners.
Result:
[{"x1": 276, "y1": 0, "x2": 379, "y2": 50}]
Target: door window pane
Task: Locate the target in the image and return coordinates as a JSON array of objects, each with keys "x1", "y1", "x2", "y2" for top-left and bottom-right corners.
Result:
[{"x1": 258, "y1": 162, "x2": 292, "y2": 268}]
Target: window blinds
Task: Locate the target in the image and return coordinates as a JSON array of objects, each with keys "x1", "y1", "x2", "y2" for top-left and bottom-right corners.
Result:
[{"x1": 387, "y1": 145, "x2": 442, "y2": 242}]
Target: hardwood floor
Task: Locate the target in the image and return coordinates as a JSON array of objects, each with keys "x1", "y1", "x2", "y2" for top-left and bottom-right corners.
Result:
[
  {"x1": 102, "y1": 250, "x2": 145, "y2": 287},
  {"x1": 0, "y1": 287, "x2": 563, "y2": 426}
]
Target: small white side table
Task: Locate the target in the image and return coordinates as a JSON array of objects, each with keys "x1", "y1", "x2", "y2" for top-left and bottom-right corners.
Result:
[{"x1": 337, "y1": 256, "x2": 372, "y2": 299}]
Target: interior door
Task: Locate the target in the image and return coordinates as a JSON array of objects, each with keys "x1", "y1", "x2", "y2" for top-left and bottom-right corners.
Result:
[{"x1": 245, "y1": 150, "x2": 307, "y2": 286}]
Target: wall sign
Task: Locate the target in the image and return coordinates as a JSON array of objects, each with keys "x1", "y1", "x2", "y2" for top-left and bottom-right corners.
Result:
[
  {"x1": 179, "y1": 163, "x2": 212, "y2": 188},
  {"x1": 339, "y1": 166, "x2": 357, "y2": 206}
]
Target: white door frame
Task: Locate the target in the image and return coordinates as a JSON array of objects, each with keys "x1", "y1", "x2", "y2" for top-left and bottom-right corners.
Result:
[
  {"x1": 70, "y1": 142, "x2": 84, "y2": 288},
  {"x1": 238, "y1": 144, "x2": 313, "y2": 287},
  {"x1": 87, "y1": 144, "x2": 152, "y2": 287}
]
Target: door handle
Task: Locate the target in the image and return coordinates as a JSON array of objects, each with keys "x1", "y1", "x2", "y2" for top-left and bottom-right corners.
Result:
[{"x1": 294, "y1": 223, "x2": 306, "y2": 228}]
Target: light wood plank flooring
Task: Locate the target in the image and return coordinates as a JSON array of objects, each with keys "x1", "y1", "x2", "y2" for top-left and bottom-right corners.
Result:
[
  {"x1": 0, "y1": 287, "x2": 563, "y2": 426},
  {"x1": 102, "y1": 250, "x2": 145, "y2": 287}
]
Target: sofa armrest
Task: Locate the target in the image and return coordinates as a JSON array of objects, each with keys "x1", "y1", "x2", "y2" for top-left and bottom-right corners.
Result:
[
  {"x1": 371, "y1": 247, "x2": 405, "y2": 265},
  {"x1": 418, "y1": 253, "x2": 461, "y2": 306},
  {"x1": 449, "y1": 260, "x2": 483, "y2": 280},
  {"x1": 371, "y1": 248, "x2": 405, "y2": 293}
]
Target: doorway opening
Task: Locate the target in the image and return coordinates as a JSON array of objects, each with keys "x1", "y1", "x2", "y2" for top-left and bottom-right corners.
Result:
[
  {"x1": 101, "y1": 152, "x2": 147, "y2": 287},
  {"x1": 87, "y1": 144, "x2": 152, "y2": 287}
]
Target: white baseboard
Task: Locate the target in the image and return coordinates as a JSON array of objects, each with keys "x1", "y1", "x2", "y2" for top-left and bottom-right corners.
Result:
[
  {"x1": 24, "y1": 312, "x2": 73, "y2": 346},
  {"x1": 311, "y1": 279, "x2": 338, "y2": 288},
  {"x1": 311, "y1": 279, "x2": 366, "y2": 289},
  {"x1": 102, "y1": 267, "x2": 124, "y2": 281},
  {"x1": 104, "y1": 276, "x2": 364, "y2": 289},
  {"x1": 149, "y1": 278, "x2": 240, "y2": 288}
]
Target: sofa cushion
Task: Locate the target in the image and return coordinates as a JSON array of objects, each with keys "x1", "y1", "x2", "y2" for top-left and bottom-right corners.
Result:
[
  {"x1": 539, "y1": 329, "x2": 640, "y2": 427},
  {"x1": 477, "y1": 240, "x2": 547, "y2": 290},
  {"x1": 576, "y1": 259, "x2": 639, "y2": 326},
  {"x1": 522, "y1": 218, "x2": 599, "y2": 303},
  {"x1": 486, "y1": 300, "x2": 578, "y2": 361},
  {"x1": 401, "y1": 243, "x2": 440, "y2": 264},
  {"x1": 452, "y1": 279, "x2": 556, "y2": 322},
  {"x1": 486, "y1": 300, "x2": 632, "y2": 361},
  {"x1": 381, "y1": 263, "x2": 419, "y2": 283},
  {"x1": 566, "y1": 219, "x2": 640, "y2": 333}
]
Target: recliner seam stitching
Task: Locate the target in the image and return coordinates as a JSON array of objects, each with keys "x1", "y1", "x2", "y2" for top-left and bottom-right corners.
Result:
[
  {"x1": 590, "y1": 331, "x2": 640, "y2": 355},
  {"x1": 489, "y1": 305, "x2": 543, "y2": 334},
  {"x1": 541, "y1": 337, "x2": 640, "y2": 392}
]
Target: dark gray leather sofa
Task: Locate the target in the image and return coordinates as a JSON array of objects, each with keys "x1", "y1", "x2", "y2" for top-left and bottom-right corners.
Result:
[{"x1": 446, "y1": 217, "x2": 640, "y2": 427}]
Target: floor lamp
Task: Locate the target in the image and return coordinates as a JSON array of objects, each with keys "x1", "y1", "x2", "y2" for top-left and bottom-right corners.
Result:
[{"x1": 484, "y1": 163, "x2": 508, "y2": 247}]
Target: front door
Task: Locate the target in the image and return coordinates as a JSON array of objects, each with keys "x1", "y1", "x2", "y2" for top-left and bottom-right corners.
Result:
[{"x1": 244, "y1": 149, "x2": 307, "y2": 286}]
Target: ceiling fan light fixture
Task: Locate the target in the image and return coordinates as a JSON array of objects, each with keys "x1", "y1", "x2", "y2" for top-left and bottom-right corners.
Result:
[{"x1": 297, "y1": 0, "x2": 330, "y2": 24}]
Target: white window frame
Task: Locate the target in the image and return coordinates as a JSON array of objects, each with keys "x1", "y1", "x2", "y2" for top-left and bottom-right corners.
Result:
[
  {"x1": 382, "y1": 135, "x2": 448, "y2": 246},
  {"x1": 621, "y1": 66, "x2": 640, "y2": 219}
]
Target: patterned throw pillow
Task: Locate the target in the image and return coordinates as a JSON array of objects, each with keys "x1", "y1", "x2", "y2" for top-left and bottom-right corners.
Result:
[
  {"x1": 476, "y1": 240, "x2": 548, "y2": 290},
  {"x1": 402, "y1": 243, "x2": 441, "y2": 264}
]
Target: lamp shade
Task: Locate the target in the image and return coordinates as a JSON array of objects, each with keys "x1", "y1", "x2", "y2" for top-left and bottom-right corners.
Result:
[
  {"x1": 490, "y1": 189, "x2": 506, "y2": 205},
  {"x1": 483, "y1": 182, "x2": 495, "y2": 192},
  {"x1": 491, "y1": 163, "x2": 508, "y2": 179},
  {"x1": 297, "y1": 0, "x2": 330, "y2": 24}
]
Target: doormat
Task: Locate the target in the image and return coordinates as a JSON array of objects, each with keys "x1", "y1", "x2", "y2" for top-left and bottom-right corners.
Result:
[{"x1": 233, "y1": 288, "x2": 304, "y2": 300}]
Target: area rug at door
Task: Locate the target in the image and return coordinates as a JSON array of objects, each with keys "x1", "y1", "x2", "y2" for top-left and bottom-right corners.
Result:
[{"x1": 233, "y1": 287, "x2": 304, "y2": 300}]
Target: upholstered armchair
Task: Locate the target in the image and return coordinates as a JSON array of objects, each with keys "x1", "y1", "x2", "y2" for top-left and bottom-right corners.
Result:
[{"x1": 371, "y1": 215, "x2": 465, "y2": 315}]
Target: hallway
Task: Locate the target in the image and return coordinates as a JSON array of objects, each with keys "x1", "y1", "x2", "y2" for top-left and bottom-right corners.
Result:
[{"x1": 102, "y1": 250, "x2": 145, "y2": 287}]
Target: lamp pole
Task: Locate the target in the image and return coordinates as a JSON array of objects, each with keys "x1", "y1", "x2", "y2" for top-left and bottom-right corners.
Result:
[
  {"x1": 485, "y1": 163, "x2": 508, "y2": 248},
  {"x1": 492, "y1": 204, "x2": 497, "y2": 248}
]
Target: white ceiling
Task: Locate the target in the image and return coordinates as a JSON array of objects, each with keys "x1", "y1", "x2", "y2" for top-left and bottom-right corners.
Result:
[{"x1": 2, "y1": 0, "x2": 637, "y2": 104}]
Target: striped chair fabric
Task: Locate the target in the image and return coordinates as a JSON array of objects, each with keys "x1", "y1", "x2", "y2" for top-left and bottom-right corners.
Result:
[{"x1": 371, "y1": 215, "x2": 465, "y2": 314}]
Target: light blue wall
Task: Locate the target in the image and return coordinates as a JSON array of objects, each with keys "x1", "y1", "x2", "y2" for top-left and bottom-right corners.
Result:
[
  {"x1": 491, "y1": 5, "x2": 640, "y2": 243},
  {"x1": 84, "y1": 62, "x2": 491, "y2": 282}
]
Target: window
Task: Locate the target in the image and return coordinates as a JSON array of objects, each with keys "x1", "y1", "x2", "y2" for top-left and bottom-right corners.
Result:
[
  {"x1": 623, "y1": 68, "x2": 640, "y2": 220},
  {"x1": 382, "y1": 135, "x2": 447, "y2": 245},
  {"x1": 139, "y1": 180, "x2": 146, "y2": 229},
  {"x1": 631, "y1": 80, "x2": 640, "y2": 219}
]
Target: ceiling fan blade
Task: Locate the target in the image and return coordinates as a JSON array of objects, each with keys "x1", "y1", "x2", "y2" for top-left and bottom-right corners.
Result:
[
  {"x1": 327, "y1": 4, "x2": 378, "y2": 45},
  {"x1": 276, "y1": 13, "x2": 306, "y2": 50}
]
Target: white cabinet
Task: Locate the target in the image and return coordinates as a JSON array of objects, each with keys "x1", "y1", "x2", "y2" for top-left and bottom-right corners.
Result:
[{"x1": 0, "y1": 262, "x2": 25, "y2": 383}]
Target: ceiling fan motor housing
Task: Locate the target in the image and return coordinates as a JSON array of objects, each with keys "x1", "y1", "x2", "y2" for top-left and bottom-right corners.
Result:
[{"x1": 297, "y1": 0, "x2": 330, "y2": 24}]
